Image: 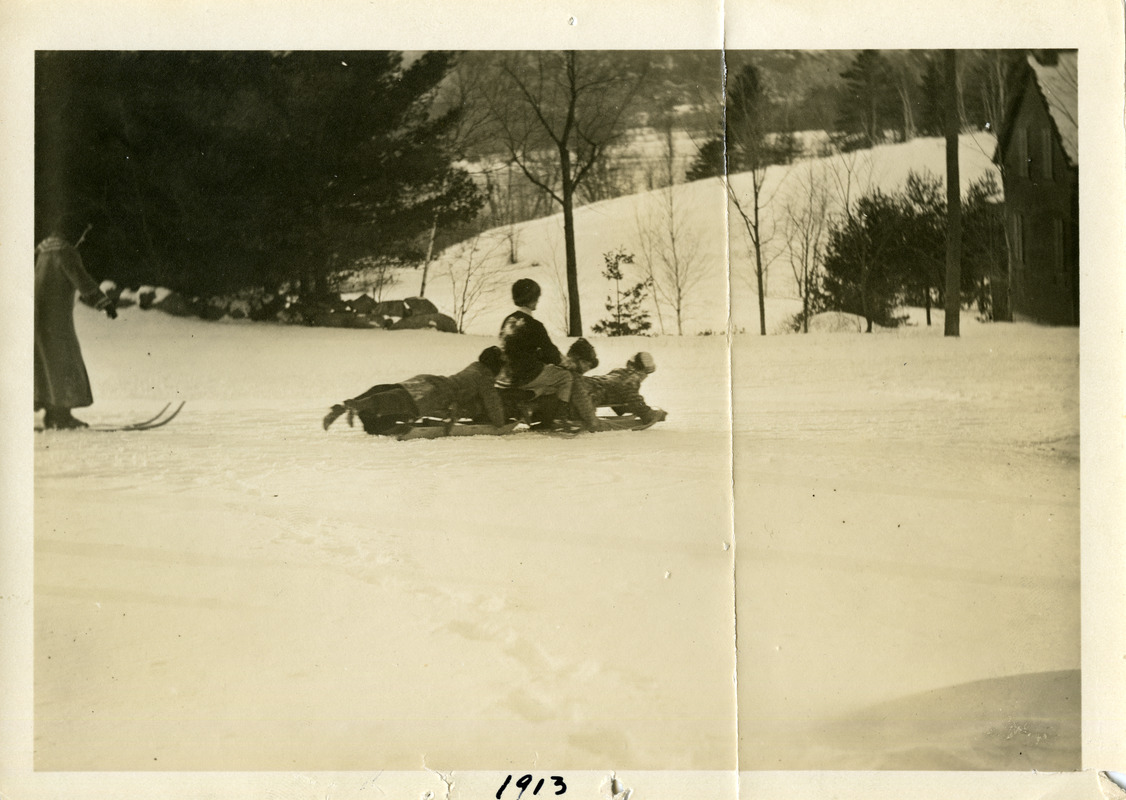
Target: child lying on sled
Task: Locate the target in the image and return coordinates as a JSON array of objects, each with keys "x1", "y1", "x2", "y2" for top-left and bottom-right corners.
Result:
[
  {"x1": 520, "y1": 340, "x2": 667, "y2": 432},
  {"x1": 323, "y1": 346, "x2": 507, "y2": 435},
  {"x1": 577, "y1": 348, "x2": 667, "y2": 430}
]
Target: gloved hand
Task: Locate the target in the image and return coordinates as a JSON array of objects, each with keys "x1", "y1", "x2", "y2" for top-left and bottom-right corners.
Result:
[{"x1": 104, "y1": 301, "x2": 118, "y2": 320}]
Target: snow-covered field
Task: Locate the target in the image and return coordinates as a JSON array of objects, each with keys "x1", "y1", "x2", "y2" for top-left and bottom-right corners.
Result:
[
  {"x1": 30, "y1": 301, "x2": 1079, "y2": 772},
  {"x1": 732, "y1": 315, "x2": 1079, "y2": 770},
  {"x1": 21, "y1": 133, "x2": 1084, "y2": 775}
]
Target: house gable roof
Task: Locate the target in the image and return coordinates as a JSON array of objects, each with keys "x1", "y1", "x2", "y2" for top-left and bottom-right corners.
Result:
[{"x1": 994, "y1": 50, "x2": 1078, "y2": 170}]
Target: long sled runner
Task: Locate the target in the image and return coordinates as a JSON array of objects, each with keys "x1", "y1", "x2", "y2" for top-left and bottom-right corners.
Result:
[
  {"x1": 87, "y1": 401, "x2": 186, "y2": 432},
  {"x1": 393, "y1": 420, "x2": 519, "y2": 440},
  {"x1": 393, "y1": 412, "x2": 664, "y2": 441}
]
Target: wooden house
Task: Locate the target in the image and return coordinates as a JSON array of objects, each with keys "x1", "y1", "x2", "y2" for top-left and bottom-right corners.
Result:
[{"x1": 993, "y1": 50, "x2": 1079, "y2": 325}]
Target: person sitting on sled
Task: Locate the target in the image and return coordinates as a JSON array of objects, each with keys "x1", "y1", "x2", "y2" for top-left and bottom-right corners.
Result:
[
  {"x1": 495, "y1": 278, "x2": 573, "y2": 429},
  {"x1": 563, "y1": 346, "x2": 667, "y2": 431},
  {"x1": 323, "y1": 346, "x2": 506, "y2": 435}
]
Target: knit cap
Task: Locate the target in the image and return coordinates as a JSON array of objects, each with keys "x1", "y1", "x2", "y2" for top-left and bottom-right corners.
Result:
[{"x1": 628, "y1": 352, "x2": 656, "y2": 373}]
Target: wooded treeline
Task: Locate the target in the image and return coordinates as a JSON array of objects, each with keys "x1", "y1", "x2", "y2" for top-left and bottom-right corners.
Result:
[
  {"x1": 36, "y1": 49, "x2": 1022, "y2": 322},
  {"x1": 36, "y1": 51, "x2": 481, "y2": 295}
]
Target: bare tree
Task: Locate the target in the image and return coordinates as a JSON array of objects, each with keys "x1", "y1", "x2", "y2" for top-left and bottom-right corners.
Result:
[
  {"x1": 973, "y1": 50, "x2": 1015, "y2": 132},
  {"x1": 633, "y1": 202, "x2": 667, "y2": 335},
  {"x1": 728, "y1": 171, "x2": 783, "y2": 336},
  {"x1": 350, "y1": 256, "x2": 398, "y2": 302},
  {"x1": 443, "y1": 231, "x2": 508, "y2": 333},
  {"x1": 635, "y1": 121, "x2": 704, "y2": 335},
  {"x1": 477, "y1": 161, "x2": 526, "y2": 265},
  {"x1": 475, "y1": 51, "x2": 649, "y2": 335},
  {"x1": 724, "y1": 62, "x2": 788, "y2": 335},
  {"x1": 782, "y1": 162, "x2": 831, "y2": 332},
  {"x1": 576, "y1": 140, "x2": 637, "y2": 204},
  {"x1": 962, "y1": 52, "x2": 1026, "y2": 322},
  {"x1": 885, "y1": 50, "x2": 931, "y2": 142}
]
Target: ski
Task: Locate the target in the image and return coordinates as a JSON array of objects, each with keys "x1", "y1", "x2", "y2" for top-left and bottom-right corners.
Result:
[
  {"x1": 130, "y1": 401, "x2": 186, "y2": 430},
  {"x1": 87, "y1": 401, "x2": 186, "y2": 432},
  {"x1": 119, "y1": 403, "x2": 172, "y2": 428}
]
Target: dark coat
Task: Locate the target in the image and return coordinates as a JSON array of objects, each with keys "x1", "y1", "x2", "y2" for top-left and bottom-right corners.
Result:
[
  {"x1": 34, "y1": 238, "x2": 110, "y2": 410},
  {"x1": 399, "y1": 361, "x2": 505, "y2": 426},
  {"x1": 496, "y1": 309, "x2": 562, "y2": 387}
]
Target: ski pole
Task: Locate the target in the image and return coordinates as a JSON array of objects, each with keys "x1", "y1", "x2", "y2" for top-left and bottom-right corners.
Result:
[{"x1": 74, "y1": 223, "x2": 93, "y2": 248}]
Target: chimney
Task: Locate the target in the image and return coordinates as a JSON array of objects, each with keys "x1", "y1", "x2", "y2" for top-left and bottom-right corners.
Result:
[{"x1": 1033, "y1": 49, "x2": 1059, "y2": 66}]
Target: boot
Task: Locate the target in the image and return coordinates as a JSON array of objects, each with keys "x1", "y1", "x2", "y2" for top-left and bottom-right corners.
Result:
[
  {"x1": 323, "y1": 404, "x2": 347, "y2": 430},
  {"x1": 44, "y1": 407, "x2": 88, "y2": 429},
  {"x1": 530, "y1": 395, "x2": 578, "y2": 431}
]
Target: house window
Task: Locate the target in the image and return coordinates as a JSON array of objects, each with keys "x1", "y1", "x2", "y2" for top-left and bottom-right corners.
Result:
[
  {"x1": 1012, "y1": 213, "x2": 1025, "y2": 264},
  {"x1": 1013, "y1": 128, "x2": 1029, "y2": 177},
  {"x1": 1037, "y1": 128, "x2": 1054, "y2": 180},
  {"x1": 1053, "y1": 218, "x2": 1065, "y2": 275}
]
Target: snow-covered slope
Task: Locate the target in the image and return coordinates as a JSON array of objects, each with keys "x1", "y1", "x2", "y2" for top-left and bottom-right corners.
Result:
[
  {"x1": 31, "y1": 303, "x2": 1078, "y2": 772},
  {"x1": 414, "y1": 134, "x2": 999, "y2": 338}
]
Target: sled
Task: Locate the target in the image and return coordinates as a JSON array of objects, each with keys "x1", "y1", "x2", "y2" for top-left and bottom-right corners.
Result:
[
  {"x1": 395, "y1": 421, "x2": 519, "y2": 440},
  {"x1": 391, "y1": 410, "x2": 664, "y2": 441},
  {"x1": 597, "y1": 413, "x2": 661, "y2": 431},
  {"x1": 531, "y1": 412, "x2": 664, "y2": 436}
]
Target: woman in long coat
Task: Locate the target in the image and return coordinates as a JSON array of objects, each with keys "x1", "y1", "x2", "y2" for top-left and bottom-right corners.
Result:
[{"x1": 34, "y1": 233, "x2": 116, "y2": 429}]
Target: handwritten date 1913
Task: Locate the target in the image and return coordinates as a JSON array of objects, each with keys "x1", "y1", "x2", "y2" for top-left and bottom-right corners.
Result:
[{"x1": 496, "y1": 774, "x2": 566, "y2": 798}]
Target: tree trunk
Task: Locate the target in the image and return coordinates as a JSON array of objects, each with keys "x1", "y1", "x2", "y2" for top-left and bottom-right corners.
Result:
[
  {"x1": 561, "y1": 150, "x2": 582, "y2": 336},
  {"x1": 753, "y1": 182, "x2": 767, "y2": 336},
  {"x1": 802, "y1": 270, "x2": 810, "y2": 333},
  {"x1": 419, "y1": 215, "x2": 438, "y2": 297},
  {"x1": 943, "y1": 49, "x2": 962, "y2": 337}
]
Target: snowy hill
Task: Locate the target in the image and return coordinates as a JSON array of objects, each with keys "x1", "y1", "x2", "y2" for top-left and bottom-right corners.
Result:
[{"x1": 411, "y1": 134, "x2": 999, "y2": 337}]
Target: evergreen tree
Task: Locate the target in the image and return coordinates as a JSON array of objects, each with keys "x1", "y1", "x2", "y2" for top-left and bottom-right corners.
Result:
[
  {"x1": 592, "y1": 249, "x2": 652, "y2": 336},
  {"x1": 960, "y1": 173, "x2": 1006, "y2": 317},
  {"x1": 685, "y1": 136, "x2": 727, "y2": 182},
  {"x1": 916, "y1": 55, "x2": 947, "y2": 137},
  {"x1": 685, "y1": 62, "x2": 798, "y2": 182},
  {"x1": 835, "y1": 50, "x2": 900, "y2": 150},
  {"x1": 899, "y1": 170, "x2": 946, "y2": 323},
  {"x1": 819, "y1": 172, "x2": 1005, "y2": 329},
  {"x1": 819, "y1": 189, "x2": 908, "y2": 331},
  {"x1": 35, "y1": 51, "x2": 482, "y2": 297}
]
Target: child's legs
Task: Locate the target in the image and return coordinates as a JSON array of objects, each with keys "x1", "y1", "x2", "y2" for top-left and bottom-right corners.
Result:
[
  {"x1": 348, "y1": 383, "x2": 404, "y2": 406},
  {"x1": 520, "y1": 364, "x2": 573, "y2": 403},
  {"x1": 346, "y1": 386, "x2": 419, "y2": 433}
]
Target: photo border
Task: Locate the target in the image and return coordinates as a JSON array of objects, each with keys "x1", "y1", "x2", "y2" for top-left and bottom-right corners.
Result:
[{"x1": 2, "y1": 1, "x2": 1122, "y2": 797}]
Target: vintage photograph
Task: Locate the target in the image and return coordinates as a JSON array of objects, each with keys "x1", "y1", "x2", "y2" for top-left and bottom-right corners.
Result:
[{"x1": 26, "y1": 45, "x2": 1083, "y2": 777}]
